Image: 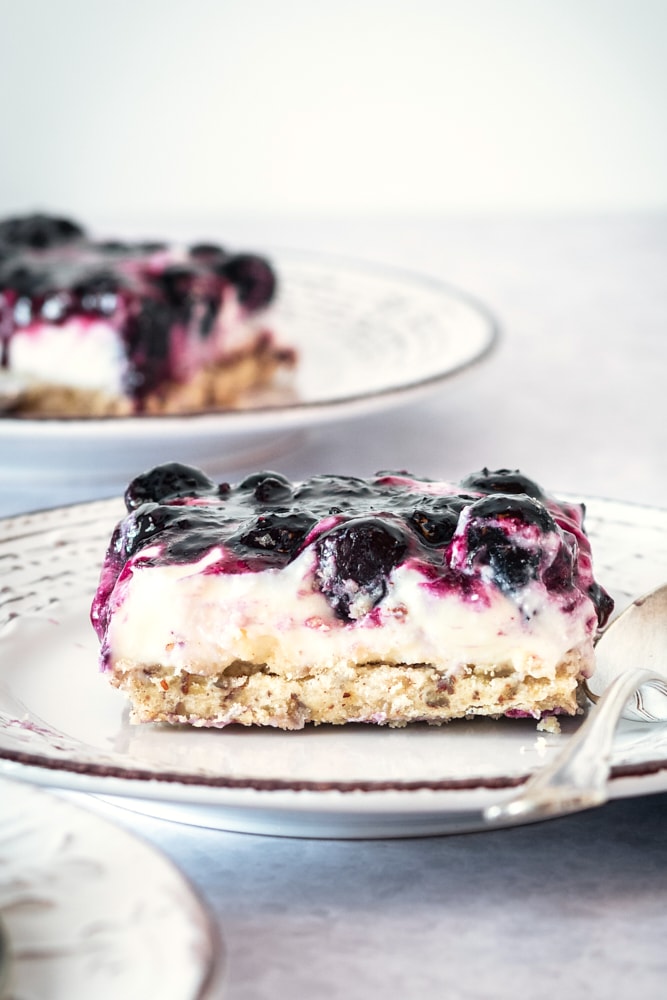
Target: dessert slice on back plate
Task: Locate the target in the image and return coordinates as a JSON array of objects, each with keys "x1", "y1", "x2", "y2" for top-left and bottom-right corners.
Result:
[
  {"x1": 91, "y1": 463, "x2": 613, "y2": 729},
  {"x1": 0, "y1": 213, "x2": 294, "y2": 416}
]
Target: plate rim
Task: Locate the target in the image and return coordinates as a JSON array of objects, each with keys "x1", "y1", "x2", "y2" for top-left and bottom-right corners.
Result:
[
  {"x1": 0, "y1": 774, "x2": 226, "y2": 998},
  {"x1": 2, "y1": 735, "x2": 667, "y2": 797}
]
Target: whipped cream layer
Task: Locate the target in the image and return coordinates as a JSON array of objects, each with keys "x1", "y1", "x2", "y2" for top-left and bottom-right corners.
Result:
[
  {"x1": 9, "y1": 316, "x2": 128, "y2": 394},
  {"x1": 7, "y1": 288, "x2": 265, "y2": 395},
  {"x1": 104, "y1": 544, "x2": 597, "y2": 682}
]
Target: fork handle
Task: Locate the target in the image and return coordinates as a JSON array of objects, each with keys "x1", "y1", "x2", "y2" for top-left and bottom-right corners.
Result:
[{"x1": 484, "y1": 668, "x2": 666, "y2": 825}]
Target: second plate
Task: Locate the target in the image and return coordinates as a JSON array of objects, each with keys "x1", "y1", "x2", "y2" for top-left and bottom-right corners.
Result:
[{"x1": 0, "y1": 251, "x2": 498, "y2": 487}]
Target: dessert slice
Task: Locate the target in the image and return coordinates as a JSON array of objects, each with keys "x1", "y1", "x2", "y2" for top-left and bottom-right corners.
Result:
[
  {"x1": 0, "y1": 213, "x2": 294, "y2": 416},
  {"x1": 91, "y1": 463, "x2": 613, "y2": 729}
]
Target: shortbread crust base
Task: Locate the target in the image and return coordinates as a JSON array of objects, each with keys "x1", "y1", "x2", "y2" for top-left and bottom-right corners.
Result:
[{"x1": 111, "y1": 652, "x2": 589, "y2": 729}]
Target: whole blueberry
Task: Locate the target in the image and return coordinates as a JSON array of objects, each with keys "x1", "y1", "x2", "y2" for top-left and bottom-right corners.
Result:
[
  {"x1": 125, "y1": 462, "x2": 221, "y2": 510},
  {"x1": 463, "y1": 493, "x2": 558, "y2": 593},
  {"x1": 238, "y1": 471, "x2": 293, "y2": 505},
  {"x1": 315, "y1": 517, "x2": 408, "y2": 620},
  {"x1": 460, "y1": 468, "x2": 546, "y2": 501},
  {"x1": 0, "y1": 213, "x2": 84, "y2": 249},
  {"x1": 222, "y1": 254, "x2": 276, "y2": 309},
  {"x1": 409, "y1": 495, "x2": 471, "y2": 547},
  {"x1": 464, "y1": 522, "x2": 540, "y2": 593},
  {"x1": 189, "y1": 242, "x2": 228, "y2": 263},
  {"x1": 466, "y1": 494, "x2": 556, "y2": 534},
  {"x1": 461, "y1": 495, "x2": 559, "y2": 595}
]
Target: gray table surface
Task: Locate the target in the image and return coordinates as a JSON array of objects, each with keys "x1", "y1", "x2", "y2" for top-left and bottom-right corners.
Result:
[{"x1": 2, "y1": 214, "x2": 667, "y2": 998}]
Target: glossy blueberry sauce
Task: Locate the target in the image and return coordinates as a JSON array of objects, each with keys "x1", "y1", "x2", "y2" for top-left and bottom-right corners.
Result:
[
  {"x1": 0, "y1": 213, "x2": 277, "y2": 400},
  {"x1": 90, "y1": 464, "x2": 614, "y2": 635}
]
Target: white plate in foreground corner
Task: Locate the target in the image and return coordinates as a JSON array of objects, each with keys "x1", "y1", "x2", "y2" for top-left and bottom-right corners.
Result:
[
  {"x1": 0, "y1": 252, "x2": 498, "y2": 487},
  {"x1": 0, "y1": 776, "x2": 225, "y2": 1000},
  {"x1": 0, "y1": 495, "x2": 666, "y2": 840}
]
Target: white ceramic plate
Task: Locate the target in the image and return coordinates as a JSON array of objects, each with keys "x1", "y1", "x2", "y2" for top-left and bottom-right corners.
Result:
[
  {"x1": 0, "y1": 775, "x2": 225, "y2": 999},
  {"x1": 0, "y1": 252, "x2": 498, "y2": 489},
  {"x1": 0, "y1": 496, "x2": 666, "y2": 839}
]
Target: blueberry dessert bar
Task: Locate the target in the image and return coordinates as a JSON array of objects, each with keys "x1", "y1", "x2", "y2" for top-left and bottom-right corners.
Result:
[
  {"x1": 0, "y1": 213, "x2": 294, "y2": 416},
  {"x1": 91, "y1": 463, "x2": 613, "y2": 729}
]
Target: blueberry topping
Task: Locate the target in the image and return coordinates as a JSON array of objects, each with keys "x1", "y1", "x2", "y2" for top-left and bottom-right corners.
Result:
[
  {"x1": 238, "y1": 471, "x2": 292, "y2": 504},
  {"x1": 542, "y1": 544, "x2": 575, "y2": 591},
  {"x1": 466, "y1": 524, "x2": 541, "y2": 593},
  {"x1": 107, "y1": 462, "x2": 613, "y2": 627},
  {"x1": 122, "y1": 298, "x2": 174, "y2": 394},
  {"x1": 462, "y1": 496, "x2": 557, "y2": 594},
  {"x1": 73, "y1": 271, "x2": 121, "y2": 316},
  {"x1": 154, "y1": 264, "x2": 200, "y2": 328},
  {"x1": 158, "y1": 265, "x2": 196, "y2": 307},
  {"x1": 125, "y1": 462, "x2": 221, "y2": 510},
  {"x1": 222, "y1": 254, "x2": 276, "y2": 309},
  {"x1": 123, "y1": 504, "x2": 229, "y2": 562},
  {"x1": 235, "y1": 511, "x2": 316, "y2": 559},
  {"x1": 588, "y1": 582, "x2": 614, "y2": 628},
  {"x1": 294, "y1": 475, "x2": 376, "y2": 511},
  {"x1": 189, "y1": 242, "x2": 227, "y2": 263},
  {"x1": 315, "y1": 517, "x2": 408, "y2": 620},
  {"x1": 466, "y1": 494, "x2": 556, "y2": 533},
  {"x1": 92, "y1": 240, "x2": 132, "y2": 254},
  {"x1": 409, "y1": 496, "x2": 471, "y2": 546},
  {"x1": 0, "y1": 214, "x2": 277, "y2": 400},
  {"x1": 199, "y1": 297, "x2": 218, "y2": 337},
  {"x1": 0, "y1": 213, "x2": 84, "y2": 249},
  {"x1": 0, "y1": 263, "x2": 45, "y2": 296},
  {"x1": 461, "y1": 468, "x2": 546, "y2": 500}
]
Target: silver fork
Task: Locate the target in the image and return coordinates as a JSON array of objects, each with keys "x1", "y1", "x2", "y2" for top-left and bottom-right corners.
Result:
[
  {"x1": 483, "y1": 584, "x2": 667, "y2": 826},
  {"x1": 484, "y1": 667, "x2": 667, "y2": 825}
]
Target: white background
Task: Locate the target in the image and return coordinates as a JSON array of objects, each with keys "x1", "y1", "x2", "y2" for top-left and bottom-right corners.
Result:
[{"x1": 0, "y1": 0, "x2": 665, "y2": 223}]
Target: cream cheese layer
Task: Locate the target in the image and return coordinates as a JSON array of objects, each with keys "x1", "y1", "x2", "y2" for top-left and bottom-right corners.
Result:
[{"x1": 105, "y1": 546, "x2": 597, "y2": 679}]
